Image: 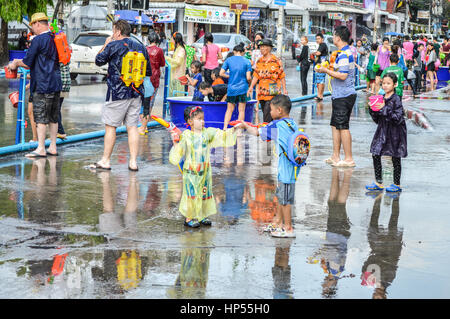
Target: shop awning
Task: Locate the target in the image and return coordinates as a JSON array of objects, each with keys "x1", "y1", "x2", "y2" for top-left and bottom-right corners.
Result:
[
  {"x1": 387, "y1": 14, "x2": 399, "y2": 20},
  {"x1": 147, "y1": 2, "x2": 186, "y2": 8},
  {"x1": 313, "y1": 4, "x2": 370, "y2": 15}
]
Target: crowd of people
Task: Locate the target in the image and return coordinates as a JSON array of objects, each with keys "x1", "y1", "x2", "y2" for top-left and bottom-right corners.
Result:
[{"x1": 5, "y1": 12, "x2": 449, "y2": 238}]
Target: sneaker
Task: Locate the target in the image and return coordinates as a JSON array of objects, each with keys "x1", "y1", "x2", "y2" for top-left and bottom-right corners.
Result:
[
  {"x1": 184, "y1": 219, "x2": 200, "y2": 228},
  {"x1": 385, "y1": 184, "x2": 402, "y2": 192},
  {"x1": 271, "y1": 228, "x2": 296, "y2": 238},
  {"x1": 200, "y1": 218, "x2": 212, "y2": 226},
  {"x1": 262, "y1": 223, "x2": 278, "y2": 232},
  {"x1": 365, "y1": 182, "x2": 384, "y2": 191}
]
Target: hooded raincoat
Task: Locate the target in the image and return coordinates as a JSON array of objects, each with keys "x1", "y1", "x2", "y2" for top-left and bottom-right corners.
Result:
[
  {"x1": 369, "y1": 93, "x2": 407, "y2": 158},
  {"x1": 169, "y1": 127, "x2": 237, "y2": 220}
]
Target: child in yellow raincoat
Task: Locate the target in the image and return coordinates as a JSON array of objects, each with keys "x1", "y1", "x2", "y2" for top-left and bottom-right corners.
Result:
[{"x1": 169, "y1": 106, "x2": 240, "y2": 227}]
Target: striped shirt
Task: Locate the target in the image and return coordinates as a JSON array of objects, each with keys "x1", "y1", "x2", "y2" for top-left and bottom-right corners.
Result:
[{"x1": 331, "y1": 45, "x2": 356, "y2": 99}]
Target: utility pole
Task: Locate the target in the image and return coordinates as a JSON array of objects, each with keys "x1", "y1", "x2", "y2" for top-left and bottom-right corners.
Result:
[
  {"x1": 276, "y1": 5, "x2": 284, "y2": 57},
  {"x1": 405, "y1": 0, "x2": 409, "y2": 35},
  {"x1": 373, "y1": 0, "x2": 379, "y2": 43},
  {"x1": 428, "y1": 0, "x2": 432, "y2": 34},
  {"x1": 107, "y1": 0, "x2": 113, "y2": 15}
]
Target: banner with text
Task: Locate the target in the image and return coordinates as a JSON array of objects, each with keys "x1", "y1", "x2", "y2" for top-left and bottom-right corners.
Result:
[
  {"x1": 184, "y1": 4, "x2": 235, "y2": 25},
  {"x1": 241, "y1": 8, "x2": 260, "y2": 20},
  {"x1": 145, "y1": 9, "x2": 177, "y2": 23}
]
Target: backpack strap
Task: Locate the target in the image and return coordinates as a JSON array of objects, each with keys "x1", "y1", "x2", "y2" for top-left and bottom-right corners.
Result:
[{"x1": 278, "y1": 119, "x2": 301, "y2": 180}]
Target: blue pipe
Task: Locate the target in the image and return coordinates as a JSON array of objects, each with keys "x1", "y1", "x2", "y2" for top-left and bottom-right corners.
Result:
[
  {"x1": 0, "y1": 121, "x2": 161, "y2": 156},
  {"x1": 163, "y1": 62, "x2": 170, "y2": 119},
  {"x1": 291, "y1": 85, "x2": 366, "y2": 103}
]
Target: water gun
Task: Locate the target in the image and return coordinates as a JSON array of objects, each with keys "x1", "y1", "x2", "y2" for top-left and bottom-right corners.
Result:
[
  {"x1": 49, "y1": 18, "x2": 71, "y2": 65},
  {"x1": 229, "y1": 120, "x2": 268, "y2": 128},
  {"x1": 50, "y1": 19, "x2": 59, "y2": 34},
  {"x1": 151, "y1": 115, "x2": 181, "y2": 143}
]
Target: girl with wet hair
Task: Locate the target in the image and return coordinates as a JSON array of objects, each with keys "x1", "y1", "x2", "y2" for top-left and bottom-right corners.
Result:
[
  {"x1": 169, "y1": 106, "x2": 241, "y2": 228},
  {"x1": 366, "y1": 72, "x2": 407, "y2": 193}
]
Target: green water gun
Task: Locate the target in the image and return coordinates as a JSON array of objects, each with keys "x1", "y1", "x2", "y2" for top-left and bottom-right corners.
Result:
[{"x1": 50, "y1": 18, "x2": 59, "y2": 34}]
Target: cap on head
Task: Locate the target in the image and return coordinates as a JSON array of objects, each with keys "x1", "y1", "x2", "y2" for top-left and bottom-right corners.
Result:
[
  {"x1": 259, "y1": 39, "x2": 273, "y2": 47},
  {"x1": 30, "y1": 12, "x2": 49, "y2": 25}
]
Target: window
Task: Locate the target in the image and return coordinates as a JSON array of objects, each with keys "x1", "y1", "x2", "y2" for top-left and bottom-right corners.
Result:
[{"x1": 73, "y1": 34, "x2": 109, "y2": 47}]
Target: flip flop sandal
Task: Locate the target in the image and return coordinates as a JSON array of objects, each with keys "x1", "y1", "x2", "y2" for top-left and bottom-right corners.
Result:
[
  {"x1": 89, "y1": 163, "x2": 111, "y2": 171},
  {"x1": 46, "y1": 151, "x2": 59, "y2": 156},
  {"x1": 128, "y1": 166, "x2": 139, "y2": 172},
  {"x1": 332, "y1": 160, "x2": 356, "y2": 167},
  {"x1": 325, "y1": 157, "x2": 337, "y2": 165},
  {"x1": 25, "y1": 151, "x2": 47, "y2": 158}
]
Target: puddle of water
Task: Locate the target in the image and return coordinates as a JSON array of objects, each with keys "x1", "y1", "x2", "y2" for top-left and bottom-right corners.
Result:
[{"x1": 1, "y1": 89, "x2": 450, "y2": 298}]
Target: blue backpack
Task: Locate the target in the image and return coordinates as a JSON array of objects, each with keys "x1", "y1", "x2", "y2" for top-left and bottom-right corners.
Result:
[{"x1": 278, "y1": 119, "x2": 310, "y2": 179}]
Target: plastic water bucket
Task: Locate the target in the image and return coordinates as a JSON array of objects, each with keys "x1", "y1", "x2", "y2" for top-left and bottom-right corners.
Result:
[
  {"x1": 168, "y1": 97, "x2": 256, "y2": 129},
  {"x1": 437, "y1": 66, "x2": 449, "y2": 82},
  {"x1": 8, "y1": 50, "x2": 27, "y2": 61},
  {"x1": 178, "y1": 75, "x2": 188, "y2": 86},
  {"x1": 369, "y1": 95, "x2": 383, "y2": 111},
  {"x1": 9, "y1": 91, "x2": 19, "y2": 108},
  {"x1": 4, "y1": 66, "x2": 17, "y2": 79}
]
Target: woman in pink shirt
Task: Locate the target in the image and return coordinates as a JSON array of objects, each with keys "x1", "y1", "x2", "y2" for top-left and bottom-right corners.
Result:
[
  {"x1": 403, "y1": 35, "x2": 414, "y2": 62},
  {"x1": 201, "y1": 32, "x2": 223, "y2": 85}
]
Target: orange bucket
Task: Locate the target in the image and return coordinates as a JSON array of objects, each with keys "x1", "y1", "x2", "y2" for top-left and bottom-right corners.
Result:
[
  {"x1": 178, "y1": 75, "x2": 188, "y2": 86},
  {"x1": 4, "y1": 66, "x2": 17, "y2": 79},
  {"x1": 9, "y1": 91, "x2": 19, "y2": 108}
]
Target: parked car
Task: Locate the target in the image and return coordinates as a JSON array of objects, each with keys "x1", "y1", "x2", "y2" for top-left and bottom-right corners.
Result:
[
  {"x1": 70, "y1": 30, "x2": 144, "y2": 80},
  {"x1": 294, "y1": 34, "x2": 337, "y2": 61},
  {"x1": 191, "y1": 33, "x2": 251, "y2": 62},
  {"x1": 291, "y1": 38, "x2": 301, "y2": 59}
]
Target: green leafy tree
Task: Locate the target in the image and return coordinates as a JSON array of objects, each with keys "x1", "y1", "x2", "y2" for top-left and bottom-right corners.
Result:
[{"x1": 0, "y1": 0, "x2": 53, "y2": 64}]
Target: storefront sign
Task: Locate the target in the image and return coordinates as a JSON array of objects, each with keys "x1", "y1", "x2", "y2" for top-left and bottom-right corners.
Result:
[
  {"x1": 184, "y1": 4, "x2": 235, "y2": 25},
  {"x1": 145, "y1": 9, "x2": 176, "y2": 23},
  {"x1": 417, "y1": 10, "x2": 430, "y2": 20},
  {"x1": 328, "y1": 12, "x2": 344, "y2": 20},
  {"x1": 241, "y1": 8, "x2": 260, "y2": 20},
  {"x1": 274, "y1": 0, "x2": 286, "y2": 5},
  {"x1": 230, "y1": 0, "x2": 249, "y2": 11}
]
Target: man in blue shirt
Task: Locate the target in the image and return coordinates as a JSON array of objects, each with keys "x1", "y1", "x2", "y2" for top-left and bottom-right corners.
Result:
[
  {"x1": 316, "y1": 26, "x2": 356, "y2": 168},
  {"x1": 220, "y1": 44, "x2": 252, "y2": 130},
  {"x1": 239, "y1": 95, "x2": 299, "y2": 238},
  {"x1": 8, "y1": 13, "x2": 62, "y2": 158},
  {"x1": 91, "y1": 19, "x2": 151, "y2": 172}
]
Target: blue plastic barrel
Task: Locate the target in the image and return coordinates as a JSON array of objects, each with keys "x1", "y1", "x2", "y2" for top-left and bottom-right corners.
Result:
[
  {"x1": 9, "y1": 50, "x2": 27, "y2": 61},
  {"x1": 168, "y1": 97, "x2": 256, "y2": 129},
  {"x1": 437, "y1": 67, "x2": 449, "y2": 82}
]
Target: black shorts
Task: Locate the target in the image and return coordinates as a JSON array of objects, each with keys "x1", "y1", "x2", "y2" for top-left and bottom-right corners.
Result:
[
  {"x1": 33, "y1": 92, "x2": 61, "y2": 124},
  {"x1": 376, "y1": 69, "x2": 384, "y2": 77},
  {"x1": 330, "y1": 94, "x2": 356, "y2": 130},
  {"x1": 427, "y1": 62, "x2": 435, "y2": 72}
]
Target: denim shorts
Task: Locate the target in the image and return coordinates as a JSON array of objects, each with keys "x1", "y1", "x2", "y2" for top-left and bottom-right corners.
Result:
[{"x1": 275, "y1": 182, "x2": 296, "y2": 206}]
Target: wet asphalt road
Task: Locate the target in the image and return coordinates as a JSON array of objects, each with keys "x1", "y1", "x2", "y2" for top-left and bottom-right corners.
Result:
[{"x1": 1, "y1": 64, "x2": 450, "y2": 299}]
